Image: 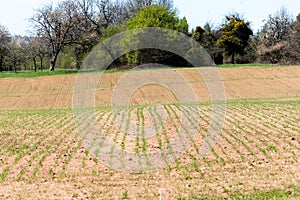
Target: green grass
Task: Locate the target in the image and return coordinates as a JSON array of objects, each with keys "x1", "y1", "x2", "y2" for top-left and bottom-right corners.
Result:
[
  {"x1": 0, "y1": 69, "x2": 79, "y2": 78},
  {"x1": 223, "y1": 187, "x2": 300, "y2": 200},
  {"x1": 0, "y1": 68, "x2": 134, "y2": 78},
  {"x1": 189, "y1": 187, "x2": 300, "y2": 199},
  {"x1": 0, "y1": 63, "x2": 281, "y2": 78},
  {"x1": 216, "y1": 63, "x2": 275, "y2": 68}
]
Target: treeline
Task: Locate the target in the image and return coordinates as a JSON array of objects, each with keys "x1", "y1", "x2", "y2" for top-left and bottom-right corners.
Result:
[{"x1": 0, "y1": 0, "x2": 300, "y2": 72}]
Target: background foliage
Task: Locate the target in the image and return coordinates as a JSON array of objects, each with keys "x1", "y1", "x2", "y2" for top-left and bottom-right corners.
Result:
[{"x1": 0, "y1": 0, "x2": 300, "y2": 72}]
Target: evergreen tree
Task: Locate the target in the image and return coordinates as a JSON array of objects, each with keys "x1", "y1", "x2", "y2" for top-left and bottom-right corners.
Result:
[{"x1": 217, "y1": 15, "x2": 253, "y2": 64}]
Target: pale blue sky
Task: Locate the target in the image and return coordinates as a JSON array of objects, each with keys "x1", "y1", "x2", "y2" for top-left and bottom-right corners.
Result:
[{"x1": 0, "y1": 0, "x2": 299, "y2": 36}]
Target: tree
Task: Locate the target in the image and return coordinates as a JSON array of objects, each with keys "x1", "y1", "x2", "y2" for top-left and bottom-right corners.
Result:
[
  {"x1": 75, "y1": 0, "x2": 128, "y2": 36},
  {"x1": 0, "y1": 24, "x2": 11, "y2": 72},
  {"x1": 294, "y1": 13, "x2": 300, "y2": 40},
  {"x1": 31, "y1": 0, "x2": 81, "y2": 71},
  {"x1": 192, "y1": 26, "x2": 205, "y2": 42},
  {"x1": 125, "y1": 0, "x2": 155, "y2": 16},
  {"x1": 291, "y1": 13, "x2": 300, "y2": 61},
  {"x1": 217, "y1": 14, "x2": 253, "y2": 64},
  {"x1": 256, "y1": 7, "x2": 294, "y2": 64},
  {"x1": 71, "y1": 0, "x2": 129, "y2": 68},
  {"x1": 192, "y1": 23, "x2": 223, "y2": 64},
  {"x1": 178, "y1": 16, "x2": 189, "y2": 34},
  {"x1": 17, "y1": 37, "x2": 32, "y2": 71},
  {"x1": 286, "y1": 12, "x2": 300, "y2": 64},
  {"x1": 29, "y1": 37, "x2": 49, "y2": 71},
  {"x1": 124, "y1": 0, "x2": 175, "y2": 19},
  {"x1": 156, "y1": 0, "x2": 174, "y2": 10},
  {"x1": 125, "y1": 5, "x2": 189, "y2": 65},
  {"x1": 293, "y1": 13, "x2": 300, "y2": 45},
  {"x1": 127, "y1": 5, "x2": 182, "y2": 30},
  {"x1": 6, "y1": 38, "x2": 23, "y2": 73},
  {"x1": 260, "y1": 7, "x2": 293, "y2": 46}
]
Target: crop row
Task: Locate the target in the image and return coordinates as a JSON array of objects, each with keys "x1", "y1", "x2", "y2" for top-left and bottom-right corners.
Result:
[{"x1": 0, "y1": 101, "x2": 299, "y2": 181}]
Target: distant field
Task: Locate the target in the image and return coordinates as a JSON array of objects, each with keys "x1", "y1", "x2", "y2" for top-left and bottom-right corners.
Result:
[
  {"x1": 0, "y1": 66, "x2": 299, "y2": 199},
  {"x1": 0, "y1": 66, "x2": 299, "y2": 110}
]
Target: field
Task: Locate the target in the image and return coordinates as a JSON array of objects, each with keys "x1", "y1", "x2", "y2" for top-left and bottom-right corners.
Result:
[{"x1": 0, "y1": 66, "x2": 299, "y2": 199}]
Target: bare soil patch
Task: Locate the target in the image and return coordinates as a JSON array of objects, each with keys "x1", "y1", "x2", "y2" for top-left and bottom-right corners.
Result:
[
  {"x1": 0, "y1": 66, "x2": 299, "y2": 199},
  {"x1": 0, "y1": 102, "x2": 299, "y2": 199},
  {"x1": 0, "y1": 66, "x2": 299, "y2": 110}
]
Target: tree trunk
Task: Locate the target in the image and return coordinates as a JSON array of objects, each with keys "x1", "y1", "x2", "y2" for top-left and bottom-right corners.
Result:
[
  {"x1": 0, "y1": 56, "x2": 3, "y2": 72},
  {"x1": 231, "y1": 52, "x2": 235, "y2": 64},
  {"x1": 13, "y1": 61, "x2": 17, "y2": 73},
  {"x1": 39, "y1": 56, "x2": 43, "y2": 71},
  {"x1": 33, "y1": 57, "x2": 37, "y2": 72},
  {"x1": 49, "y1": 54, "x2": 58, "y2": 71}
]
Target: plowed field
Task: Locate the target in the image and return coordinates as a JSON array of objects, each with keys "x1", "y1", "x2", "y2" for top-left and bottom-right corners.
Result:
[{"x1": 0, "y1": 66, "x2": 299, "y2": 199}]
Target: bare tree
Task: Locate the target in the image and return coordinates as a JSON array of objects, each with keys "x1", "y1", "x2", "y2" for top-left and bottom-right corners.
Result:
[
  {"x1": 31, "y1": 0, "x2": 81, "y2": 71},
  {"x1": 75, "y1": 0, "x2": 102, "y2": 36},
  {"x1": 18, "y1": 37, "x2": 31, "y2": 71},
  {"x1": 156, "y1": 0, "x2": 174, "y2": 10},
  {"x1": 6, "y1": 38, "x2": 23, "y2": 73},
  {"x1": 29, "y1": 37, "x2": 49, "y2": 71},
  {"x1": 75, "y1": 0, "x2": 127, "y2": 36},
  {"x1": 76, "y1": 0, "x2": 173, "y2": 30},
  {"x1": 260, "y1": 7, "x2": 293, "y2": 46},
  {"x1": 97, "y1": 0, "x2": 123, "y2": 28},
  {"x1": 127, "y1": 0, "x2": 154, "y2": 9},
  {"x1": 288, "y1": 13, "x2": 300, "y2": 63},
  {"x1": 71, "y1": 0, "x2": 130, "y2": 69},
  {"x1": 257, "y1": 7, "x2": 294, "y2": 63},
  {"x1": 0, "y1": 24, "x2": 11, "y2": 72},
  {"x1": 125, "y1": 0, "x2": 162, "y2": 16}
]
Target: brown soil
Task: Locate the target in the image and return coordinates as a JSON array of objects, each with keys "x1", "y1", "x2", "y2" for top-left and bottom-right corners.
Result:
[
  {"x1": 0, "y1": 66, "x2": 299, "y2": 110},
  {"x1": 0, "y1": 102, "x2": 299, "y2": 199},
  {"x1": 0, "y1": 66, "x2": 299, "y2": 199}
]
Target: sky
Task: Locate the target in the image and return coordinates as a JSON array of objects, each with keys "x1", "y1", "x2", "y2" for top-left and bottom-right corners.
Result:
[{"x1": 0, "y1": 0, "x2": 299, "y2": 36}]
